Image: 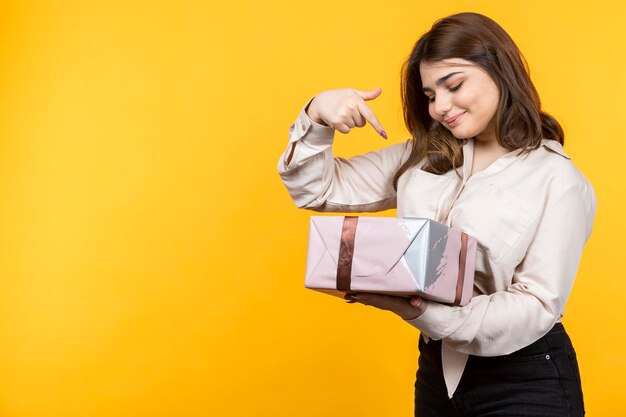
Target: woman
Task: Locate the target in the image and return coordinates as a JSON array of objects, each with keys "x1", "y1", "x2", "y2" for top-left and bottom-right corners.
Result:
[{"x1": 277, "y1": 12, "x2": 595, "y2": 416}]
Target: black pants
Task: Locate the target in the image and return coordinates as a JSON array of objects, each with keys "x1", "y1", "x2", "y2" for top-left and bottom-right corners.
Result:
[{"x1": 414, "y1": 323, "x2": 585, "y2": 416}]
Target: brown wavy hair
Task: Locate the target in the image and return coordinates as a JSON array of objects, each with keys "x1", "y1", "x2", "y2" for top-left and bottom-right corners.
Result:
[{"x1": 393, "y1": 12, "x2": 563, "y2": 189}]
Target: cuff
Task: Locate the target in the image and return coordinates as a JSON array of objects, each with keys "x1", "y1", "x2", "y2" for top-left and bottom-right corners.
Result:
[
  {"x1": 288, "y1": 95, "x2": 335, "y2": 146},
  {"x1": 404, "y1": 300, "x2": 470, "y2": 340}
]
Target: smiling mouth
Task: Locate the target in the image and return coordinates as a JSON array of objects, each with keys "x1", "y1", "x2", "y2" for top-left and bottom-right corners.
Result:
[{"x1": 444, "y1": 112, "x2": 465, "y2": 125}]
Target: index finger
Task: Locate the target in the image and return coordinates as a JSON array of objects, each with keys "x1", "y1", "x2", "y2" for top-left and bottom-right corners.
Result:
[{"x1": 356, "y1": 101, "x2": 387, "y2": 139}]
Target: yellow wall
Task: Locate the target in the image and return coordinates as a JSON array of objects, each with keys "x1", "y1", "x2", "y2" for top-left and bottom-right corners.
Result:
[{"x1": 0, "y1": 0, "x2": 623, "y2": 415}]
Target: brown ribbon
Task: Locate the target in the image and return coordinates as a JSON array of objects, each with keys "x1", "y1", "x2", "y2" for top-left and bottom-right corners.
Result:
[
  {"x1": 336, "y1": 216, "x2": 358, "y2": 291},
  {"x1": 454, "y1": 232, "x2": 469, "y2": 306}
]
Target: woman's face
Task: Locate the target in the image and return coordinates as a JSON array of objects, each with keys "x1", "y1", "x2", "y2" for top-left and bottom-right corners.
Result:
[{"x1": 420, "y1": 58, "x2": 500, "y2": 144}]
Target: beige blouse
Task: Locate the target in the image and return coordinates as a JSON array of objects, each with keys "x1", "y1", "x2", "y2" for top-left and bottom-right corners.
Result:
[{"x1": 277, "y1": 96, "x2": 597, "y2": 397}]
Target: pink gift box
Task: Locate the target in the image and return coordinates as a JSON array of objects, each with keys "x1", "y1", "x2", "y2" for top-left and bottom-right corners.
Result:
[{"x1": 305, "y1": 216, "x2": 476, "y2": 306}]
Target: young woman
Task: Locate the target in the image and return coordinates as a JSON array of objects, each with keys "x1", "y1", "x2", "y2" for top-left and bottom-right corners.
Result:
[{"x1": 277, "y1": 12, "x2": 595, "y2": 416}]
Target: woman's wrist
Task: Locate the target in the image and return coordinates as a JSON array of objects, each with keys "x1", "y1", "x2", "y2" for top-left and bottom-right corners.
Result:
[{"x1": 304, "y1": 97, "x2": 328, "y2": 126}]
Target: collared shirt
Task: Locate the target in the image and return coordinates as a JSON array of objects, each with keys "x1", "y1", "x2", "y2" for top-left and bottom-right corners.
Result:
[{"x1": 277, "y1": 96, "x2": 597, "y2": 397}]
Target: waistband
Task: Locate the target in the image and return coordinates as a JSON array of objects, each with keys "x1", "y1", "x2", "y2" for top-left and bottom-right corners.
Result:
[{"x1": 420, "y1": 322, "x2": 569, "y2": 358}]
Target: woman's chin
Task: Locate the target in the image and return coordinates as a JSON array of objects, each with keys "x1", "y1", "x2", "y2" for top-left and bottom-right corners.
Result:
[
  {"x1": 441, "y1": 123, "x2": 478, "y2": 140},
  {"x1": 449, "y1": 130, "x2": 472, "y2": 140}
]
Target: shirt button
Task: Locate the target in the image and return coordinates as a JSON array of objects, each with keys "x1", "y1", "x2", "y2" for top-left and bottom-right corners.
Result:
[
  {"x1": 301, "y1": 123, "x2": 306, "y2": 131},
  {"x1": 545, "y1": 355, "x2": 551, "y2": 360}
]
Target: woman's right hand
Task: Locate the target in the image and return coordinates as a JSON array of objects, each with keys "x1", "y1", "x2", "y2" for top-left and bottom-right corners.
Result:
[{"x1": 305, "y1": 88, "x2": 388, "y2": 139}]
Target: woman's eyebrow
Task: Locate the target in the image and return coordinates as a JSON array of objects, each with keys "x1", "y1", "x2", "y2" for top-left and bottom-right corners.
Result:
[
  {"x1": 422, "y1": 71, "x2": 464, "y2": 92},
  {"x1": 436, "y1": 71, "x2": 463, "y2": 85}
]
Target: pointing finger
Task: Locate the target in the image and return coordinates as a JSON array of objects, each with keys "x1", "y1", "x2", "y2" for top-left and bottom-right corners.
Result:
[{"x1": 356, "y1": 101, "x2": 387, "y2": 139}]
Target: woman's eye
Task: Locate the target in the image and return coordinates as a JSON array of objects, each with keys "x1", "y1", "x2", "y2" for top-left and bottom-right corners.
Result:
[
  {"x1": 449, "y1": 82, "x2": 464, "y2": 92},
  {"x1": 427, "y1": 96, "x2": 435, "y2": 103}
]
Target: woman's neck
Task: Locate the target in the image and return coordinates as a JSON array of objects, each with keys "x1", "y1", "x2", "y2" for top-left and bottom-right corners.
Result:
[{"x1": 470, "y1": 139, "x2": 509, "y2": 176}]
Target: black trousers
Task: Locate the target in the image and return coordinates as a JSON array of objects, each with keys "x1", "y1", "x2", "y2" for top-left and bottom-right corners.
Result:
[{"x1": 414, "y1": 323, "x2": 585, "y2": 417}]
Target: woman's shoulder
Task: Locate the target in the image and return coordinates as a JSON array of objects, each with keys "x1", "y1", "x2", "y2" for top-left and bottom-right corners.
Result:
[{"x1": 528, "y1": 139, "x2": 592, "y2": 188}]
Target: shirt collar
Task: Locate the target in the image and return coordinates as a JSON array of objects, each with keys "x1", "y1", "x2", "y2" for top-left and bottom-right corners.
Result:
[
  {"x1": 462, "y1": 139, "x2": 522, "y2": 179},
  {"x1": 541, "y1": 139, "x2": 570, "y2": 159},
  {"x1": 460, "y1": 139, "x2": 473, "y2": 181},
  {"x1": 462, "y1": 138, "x2": 571, "y2": 179}
]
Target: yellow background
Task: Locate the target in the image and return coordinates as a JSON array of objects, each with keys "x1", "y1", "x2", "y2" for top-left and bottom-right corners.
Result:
[{"x1": 0, "y1": 0, "x2": 624, "y2": 415}]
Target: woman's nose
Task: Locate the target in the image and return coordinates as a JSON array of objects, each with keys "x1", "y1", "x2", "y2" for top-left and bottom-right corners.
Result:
[{"x1": 434, "y1": 95, "x2": 452, "y2": 117}]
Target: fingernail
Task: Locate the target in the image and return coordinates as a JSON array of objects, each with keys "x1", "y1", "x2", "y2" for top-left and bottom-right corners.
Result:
[{"x1": 380, "y1": 130, "x2": 387, "y2": 139}]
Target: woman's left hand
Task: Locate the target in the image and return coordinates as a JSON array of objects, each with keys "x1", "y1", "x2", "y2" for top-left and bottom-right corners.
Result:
[{"x1": 344, "y1": 292, "x2": 427, "y2": 320}]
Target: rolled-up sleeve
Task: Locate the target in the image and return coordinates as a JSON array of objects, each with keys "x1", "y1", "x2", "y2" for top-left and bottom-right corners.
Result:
[{"x1": 277, "y1": 97, "x2": 413, "y2": 212}]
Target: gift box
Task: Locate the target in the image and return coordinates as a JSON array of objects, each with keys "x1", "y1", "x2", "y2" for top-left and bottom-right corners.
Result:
[{"x1": 305, "y1": 216, "x2": 476, "y2": 306}]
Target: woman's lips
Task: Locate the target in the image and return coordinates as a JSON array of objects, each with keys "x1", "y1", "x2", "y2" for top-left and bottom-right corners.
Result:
[{"x1": 445, "y1": 112, "x2": 465, "y2": 127}]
